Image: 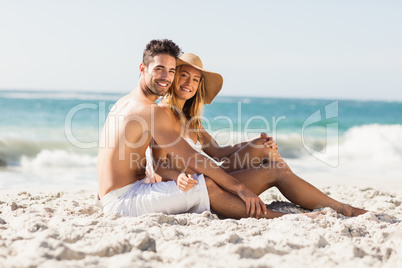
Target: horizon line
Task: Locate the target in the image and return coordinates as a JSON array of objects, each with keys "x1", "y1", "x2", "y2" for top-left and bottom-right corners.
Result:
[{"x1": 0, "y1": 88, "x2": 400, "y2": 103}]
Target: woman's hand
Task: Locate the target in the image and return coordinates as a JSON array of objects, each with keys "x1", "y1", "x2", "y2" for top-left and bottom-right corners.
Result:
[
  {"x1": 263, "y1": 137, "x2": 279, "y2": 150},
  {"x1": 260, "y1": 132, "x2": 279, "y2": 150},
  {"x1": 176, "y1": 173, "x2": 197, "y2": 191},
  {"x1": 237, "y1": 185, "x2": 268, "y2": 218},
  {"x1": 260, "y1": 132, "x2": 269, "y2": 139}
]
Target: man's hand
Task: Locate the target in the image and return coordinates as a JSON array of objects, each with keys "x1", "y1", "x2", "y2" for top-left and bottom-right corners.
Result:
[
  {"x1": 176, "y1": 173, "x2": 197, "y2": 191},
  {"x1": 237, "y1": 185, "x2": 268, "y2": 218}
]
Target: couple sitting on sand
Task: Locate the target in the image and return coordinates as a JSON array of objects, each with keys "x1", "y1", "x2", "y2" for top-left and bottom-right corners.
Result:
[{"x1": 97, "y1": 39, "x2": 367, "y2": 219}]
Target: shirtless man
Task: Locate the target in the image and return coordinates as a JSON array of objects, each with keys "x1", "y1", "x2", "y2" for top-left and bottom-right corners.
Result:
[{"x1": 97, "y1": 39, "x2": 278, "y2": 218}]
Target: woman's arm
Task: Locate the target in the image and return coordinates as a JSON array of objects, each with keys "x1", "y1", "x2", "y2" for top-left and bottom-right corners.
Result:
[
  {"x1": 152, "y1": 143, "x2": 197, "y2": 191},
  {"x1": 152, "y1": 142, "x2": 198, "y2": 191},
  {"x1": 152, "y1": 143, "x2": 181, "y2": 181}
]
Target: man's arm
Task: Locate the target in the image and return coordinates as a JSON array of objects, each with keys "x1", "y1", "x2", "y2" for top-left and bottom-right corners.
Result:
[{"x1": 150, "y1": 106, "x2": 268, "y2": 217}]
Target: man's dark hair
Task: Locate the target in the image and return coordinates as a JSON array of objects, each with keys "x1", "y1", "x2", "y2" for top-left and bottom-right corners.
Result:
[{"x1": 142, "y1": 39, "x2": 182, "y2": 66}]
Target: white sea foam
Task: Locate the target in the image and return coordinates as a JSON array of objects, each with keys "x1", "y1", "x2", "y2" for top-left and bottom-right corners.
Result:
[
  {"x1": 20, "y1": 150, "x2": 97, "y2": 169},
  {"x1": 283, "y1": 124, "x2": 402, "y2": 163},
  {"x1": 0, "y1": 149, "x2": 97, "y2": 191},
  {"x1": 0, "y1": 134, "x2": 98, "y2": 166},
  {"x1": 295, "y1": 124, "x2": 402, "y2": 166},
  {"x1": 335, "y1": 124, "x2": 402, "y2": 162}
]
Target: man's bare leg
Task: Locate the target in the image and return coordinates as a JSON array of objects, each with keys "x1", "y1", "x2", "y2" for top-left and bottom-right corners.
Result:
[
  {"x1": 205, "y1": 177, "x2": 326, "y2": 219},
  {"x1": 225, "y1": 163, "x2": 367, "y2": 217},
  {"x1": 205, "y1": 177, "x2": 286, "y2": 219}
]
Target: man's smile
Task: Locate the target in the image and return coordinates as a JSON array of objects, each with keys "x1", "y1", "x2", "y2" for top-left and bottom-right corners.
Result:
[{"x1": 156, "y1": 81, "x2": 169, "y2": 87}]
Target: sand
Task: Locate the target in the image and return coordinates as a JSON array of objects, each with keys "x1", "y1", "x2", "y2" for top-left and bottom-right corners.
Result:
[{"x1": 0, "y1": 185, "x2": 401, "y2": 268}]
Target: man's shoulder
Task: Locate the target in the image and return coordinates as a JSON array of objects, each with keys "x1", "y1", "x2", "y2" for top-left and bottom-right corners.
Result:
[{"x1": 114, "y1": 96, "x2": 161, "y2": 116}]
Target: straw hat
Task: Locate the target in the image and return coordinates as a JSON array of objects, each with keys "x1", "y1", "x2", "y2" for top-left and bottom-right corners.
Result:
[{"x1": 176, "y1": 53, "x2": 223, "y2": 104}]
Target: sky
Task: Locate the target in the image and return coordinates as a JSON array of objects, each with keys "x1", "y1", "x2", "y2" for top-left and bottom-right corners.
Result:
[{"x1": 1, "y1": 0, "x2": 401, "y2": 101}]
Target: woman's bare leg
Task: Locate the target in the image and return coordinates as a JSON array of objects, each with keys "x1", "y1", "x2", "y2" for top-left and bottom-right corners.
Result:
[
  {"x1": 226, "y1": 163, "x2": 367, "y2": 217},
  {"x1": 221, "y1": 137, "x2": 287, "y2": 173}
]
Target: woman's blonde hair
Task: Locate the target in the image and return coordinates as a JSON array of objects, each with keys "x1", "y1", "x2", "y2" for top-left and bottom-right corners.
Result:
[{"x1": 162, "y1": 65, "x2": 206, "y2": 144}]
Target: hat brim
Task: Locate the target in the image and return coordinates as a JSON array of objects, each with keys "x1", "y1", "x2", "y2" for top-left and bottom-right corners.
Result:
[{"x1": 177, "y1": 58, "x2": 223, "y2": 104}]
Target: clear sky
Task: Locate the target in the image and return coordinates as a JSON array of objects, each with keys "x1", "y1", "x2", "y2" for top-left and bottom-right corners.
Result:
[{"x1": 1, "y1": 0, "x2": 401, "y2": 101}]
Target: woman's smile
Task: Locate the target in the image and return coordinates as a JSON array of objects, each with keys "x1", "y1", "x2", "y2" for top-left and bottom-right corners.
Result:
[
  {"x1": 175, "y1": 65, "x2": 202, "y2": 100},
  {"x1": 180, "y1": 86, "x2": 192, "y2": 93}
]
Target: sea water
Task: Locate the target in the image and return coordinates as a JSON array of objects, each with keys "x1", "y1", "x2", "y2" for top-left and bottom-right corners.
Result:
[{"x1": 1, "y1": 90, "x2": 401, "y2": 191}]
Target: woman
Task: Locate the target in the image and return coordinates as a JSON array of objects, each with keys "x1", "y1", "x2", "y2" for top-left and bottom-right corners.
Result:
[{"x1": 150, "y1": 53, "x2": 366, "y2": 219}]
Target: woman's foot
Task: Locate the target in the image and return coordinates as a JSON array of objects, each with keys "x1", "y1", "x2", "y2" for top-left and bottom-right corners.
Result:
[{"x1": 339, "y1": 204, "x2": 368, "y2": 217}]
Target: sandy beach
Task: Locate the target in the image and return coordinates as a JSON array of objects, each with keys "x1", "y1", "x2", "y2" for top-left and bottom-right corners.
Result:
[{"x1": 1, "y1": 184, "x2": 401, "y2": 268}]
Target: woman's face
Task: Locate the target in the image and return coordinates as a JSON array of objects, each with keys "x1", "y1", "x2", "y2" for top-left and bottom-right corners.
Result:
[{"x1": 174, "y1": 65, "x2": 202, "y2": 101}]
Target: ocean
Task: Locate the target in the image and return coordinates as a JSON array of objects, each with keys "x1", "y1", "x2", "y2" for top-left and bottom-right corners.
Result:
[{"x1": 1, "y1": 90, "x2": 401, "y2": 191}]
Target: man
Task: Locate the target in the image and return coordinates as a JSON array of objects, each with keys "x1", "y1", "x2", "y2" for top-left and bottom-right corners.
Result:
[{"x1": 97, "y1": 39, "x2": 272, "y2": 218}]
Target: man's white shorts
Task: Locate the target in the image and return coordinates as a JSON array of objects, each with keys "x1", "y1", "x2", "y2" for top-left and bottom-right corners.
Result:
[{"x1": 98, "y1": 174, "x2": 210, "y2": 217}]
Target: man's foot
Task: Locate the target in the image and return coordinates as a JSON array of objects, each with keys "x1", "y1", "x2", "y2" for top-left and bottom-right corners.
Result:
[{"x1": 302, "y1": 210, "x2": 327, "y2": 219}]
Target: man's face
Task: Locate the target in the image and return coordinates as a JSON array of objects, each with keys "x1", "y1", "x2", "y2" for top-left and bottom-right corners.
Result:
[{"x1": 141, "y1": 54, "x2": 176, "y2": 96}]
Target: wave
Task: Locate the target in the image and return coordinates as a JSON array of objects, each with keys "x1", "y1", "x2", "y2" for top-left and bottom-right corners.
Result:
[
  {"x1": 1, "y1": 124, "x2": 401, "y2": 168},
  {"x1": 328, "y1": 124, "x2": 402, "y2": 162},
  {"x1": 0, "y1": 136, "x2": 97, "y2": 167},
  {"x1": 21, "y1": 150, "x2": 97, "y2": 169},
  {"x1": 281, "y1": 124, "x2": 402, "y2": 163},
  {"x1": 214, "y1": 124, "x2": 402, "y2": 163}
]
